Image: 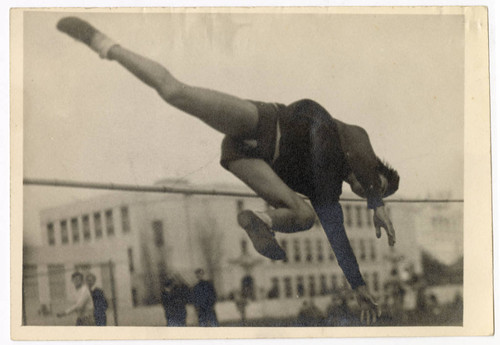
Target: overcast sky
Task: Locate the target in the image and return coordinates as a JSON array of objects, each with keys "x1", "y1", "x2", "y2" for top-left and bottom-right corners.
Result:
[{"x1": 22, "y1": 10, "x2": 464, "y2": 245}]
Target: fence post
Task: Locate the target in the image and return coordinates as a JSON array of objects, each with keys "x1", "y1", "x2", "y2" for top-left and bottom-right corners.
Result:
[
  {"x1": 109, "y1": 260, "x2": 118, "y2": 326},
  {"x1": 22, "y1": 275, "x2": 27, "y2": 326}
]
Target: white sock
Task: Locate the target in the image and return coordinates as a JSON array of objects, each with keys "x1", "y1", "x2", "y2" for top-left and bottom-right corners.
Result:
[
  {"x1": 90, "y1": 33, "x2": 118, "y2": 59},
  {"x1": 254, "y1": 211, "x2": 273, "y2": 229}
]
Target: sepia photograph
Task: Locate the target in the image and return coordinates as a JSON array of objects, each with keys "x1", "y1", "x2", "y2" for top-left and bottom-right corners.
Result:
[{"x1": 10, "y1": 5, "x2": 493, "y2": 341}]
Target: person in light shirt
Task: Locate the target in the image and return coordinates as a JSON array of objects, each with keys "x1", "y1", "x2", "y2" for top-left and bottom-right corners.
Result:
[{"x1": 57, "y1": 271, "x2": 95, "y2": 326}]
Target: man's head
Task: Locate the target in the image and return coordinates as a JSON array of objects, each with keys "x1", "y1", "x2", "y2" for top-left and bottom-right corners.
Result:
[
  {"x1": 195, "y1": 268, "x2": 205, "y2": 281},
  {"x1": 85, "y1": 272, "x2": 97, "y2": 288},
  {"x1": 376, "y1": 158, "x2": 400, "y2": 197},
  {"x1": 347, "y1": 159, "x2": 399, "y2": 198},
  {"x1": 162, "y1": 278, "x2": 174, "y2": 291},
  {"x1": 71, "y1": 272, "x2": 84, "y2": 289}
]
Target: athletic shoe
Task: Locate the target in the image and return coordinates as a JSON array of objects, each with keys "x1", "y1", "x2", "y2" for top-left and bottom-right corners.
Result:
[
  {"x1": 237, "y1": 210, "x2": 286, "y2": 261},
  {"x1": 57, "y1": 17, "x2": 117, "y2": 58},
  {"x1": 57, "y1": 17, "x2": 98, "y2": 46}
]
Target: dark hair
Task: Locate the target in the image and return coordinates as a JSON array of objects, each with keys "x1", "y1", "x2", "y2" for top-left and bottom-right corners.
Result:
[
  {"x1": 71, "y1": 271, "x2": 84, "y2": 280},
  {"x1": 163, "y1": 278, "x2": 174, "y2": 288},
  {"x1": 376, "y1": 158, "x2": 400, "y2": 197}
]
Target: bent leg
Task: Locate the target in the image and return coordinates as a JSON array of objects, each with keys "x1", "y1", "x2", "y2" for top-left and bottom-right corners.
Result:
[{"x1": 228, "y1": 159, "x2": 316, "y2": 233}]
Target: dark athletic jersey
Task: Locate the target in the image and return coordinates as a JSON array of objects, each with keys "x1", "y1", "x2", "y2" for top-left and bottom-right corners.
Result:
[{"x1": 273, "y1": 99, "x2": 384, "y2": 210}]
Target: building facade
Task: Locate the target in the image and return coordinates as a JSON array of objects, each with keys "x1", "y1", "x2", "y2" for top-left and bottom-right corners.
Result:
[{"x1": 24, "y1": 181, "x2": 430, "y2": 322}]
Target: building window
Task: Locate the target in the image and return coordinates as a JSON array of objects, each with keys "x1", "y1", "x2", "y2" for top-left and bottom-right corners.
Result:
[
  {"x1": 331, "y1": 275, "x2": 338, "y2": 291},
  {"x1": 355, "y1": 205, "x2": 363, "y2": 228},
  {"x1": 105, "y1": 209, "x2": 114, "y2": 236},
  {"x1": 329, "y1": 248, "x2": 336, "y2": 262},
  {"x1": 152, "y1": 220, "x2": 164, "y2": 247},
  {"x1": 344, "y1": 204, "x2": 353, "y2": 227},
  {"x1": 128, "y1": 247, "x2": 134, "y2": 273},
  {"x1": 82, "y1": 215, "x2": 91, "y2": 242},
  {"x1": 308, "y1": 275, "x2": 316, "y2": 297},
  {"x1": 48, "y1": 264, "x2": 66, "y2": 299},
  {"x1": 362, "y1": 271, "x2": 368, "y2": 287},
  {"x1": 241, "y1": 275, "x2": 255, "y2": 300},
  {"x1": 94, "y1": 212, "x2": 103, "y2": 239},
  {"x1": 71, "y1": 218, "x2": 79, "y2": 243},
  {"x1": 320, "y1": 274, "x2": 328, "y2": 295},
  {"x1": 241, "y1": 239, "x2": 249, "y2": 255},
  {"x1": 293, "y1": 239, "x2": 301, "y2": 263},
  {"x1": 359, "y1": 239, "x2": 366, "y2": 261},
  {"x1": 316, "y1": 239, "x2": 324, "y2": 262},
  {"x1": 373, "y1": 272, "x2": 380, "y2": 292},
  {"x1": 284, "y1": 277, "x2": 292, "y2": 298},
  {"x1": 280, "y1": 240, "x2": 288, "y2": 263},
  {"x1": 60, "y1": 220, "x2": 68, "y2": 245},
  {"x1": 342, "y1": 276, "x2": 349, "y2": 289},
  {"x1": 366, "y1": 209, "x2": 372, "y2": 228},
  {"x1": 131, "y1": 288, "x2": 138, "y2": 307},
  {"x1": 47, "y1": 223, "x2": 55, "y2": 246},
  {"x1": 296, "y1": 276, "x2": 305, "y2": 297},
  {"x1": 350, "y1": 240, "x2": 357, "y2": 258},
  {"x1": 304, "y1": 239, "x2": 312, "y2": 262},
  {"x1": 268, "y1": 277, "x2": 280, "y2": 299},
  {"x1": 121, "y1": 206, "x2": 130, "y2": 233},
  {"x1": 23, "y1": 265, "x2": 39, "y2": 300},
  {"x1": 237, "y1": 200, "x2": 244, "y2": 213},
  {"x1": 370, "y1": 239, "x2": 376, "y2": 261}
]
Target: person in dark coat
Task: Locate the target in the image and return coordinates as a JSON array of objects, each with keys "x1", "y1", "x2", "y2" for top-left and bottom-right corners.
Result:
[
  {"x1": 160, "y1": 277, "x2": 190, "y2": 326},
  {"x1": 192, "y1": 269, "x2": 218, "y2": 327},
  {"x1": 85, "y1": 273, "x2": 108, "y2": 326}
]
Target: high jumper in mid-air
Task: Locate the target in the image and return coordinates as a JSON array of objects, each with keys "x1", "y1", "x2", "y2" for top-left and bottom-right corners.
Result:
[{"x1": 57, "y1": 16, "x2": 400, "y2": 325}]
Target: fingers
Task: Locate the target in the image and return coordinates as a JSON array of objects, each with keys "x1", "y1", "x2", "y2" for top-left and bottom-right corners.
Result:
[
  {"x1": 375, "y1": 224, "x2": 382, "y2": 239},
  {"x1": 386, "y1": 224, "x2": 396, "y2": 246},
  {"x1": 370, "y1": 309, "x2": 377, "y2": 325},
  {"x1": 360, "y1": 308, "x2": 379, "y2": 325}
]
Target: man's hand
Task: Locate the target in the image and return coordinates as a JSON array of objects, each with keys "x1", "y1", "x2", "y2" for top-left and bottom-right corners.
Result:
[
  {"x1": 373, "y1": 205, "x2": 396, "y2": 246},
  {"x1": 354, "y1": 285, "x2": 381, "y2": 325}
]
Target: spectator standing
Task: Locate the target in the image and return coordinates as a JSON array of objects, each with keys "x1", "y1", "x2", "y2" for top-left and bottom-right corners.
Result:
[
  {"x1": 56, "y1": 272, "x2": 94, "y2": 326},
  {"x1": 192, "y1": 269, "x2": 218, "y2": 326},
  {"x1": 160, "y1": 277, "x2": 190, "y2": 326},
  {"x1": 85, "y1": 272, "x2": 108, "y2": 326}
]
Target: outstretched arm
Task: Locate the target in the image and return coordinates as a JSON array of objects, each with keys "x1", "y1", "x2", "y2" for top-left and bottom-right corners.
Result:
[
  {"x1": 310, "y1": 122, "x2": 380, "y2": 324},
  {"x1": 312, "y1": 201, "x2": 381, "y2": 325},
  {"x1": 312, "y1": 201, "x2": 365, "y2": 289}
]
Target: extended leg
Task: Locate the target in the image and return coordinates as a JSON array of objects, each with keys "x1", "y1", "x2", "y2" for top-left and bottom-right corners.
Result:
[{"x1": 57, "y1": 17, "x2": 258, "y2": 138}]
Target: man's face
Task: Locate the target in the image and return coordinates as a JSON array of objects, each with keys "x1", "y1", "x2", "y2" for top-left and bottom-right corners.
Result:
[
  {"x1": 85, "y1": 275, "x2": 96, "y2": 288},
  {"x1": 348, "y1": 174, "x2": 388, "y2": 198},
  {"x1": 72, "y1": 275, "x2": 83, "y2": 289},
  {"x1": 380, "y1": 175, "x2": 389, "y2": 196}
]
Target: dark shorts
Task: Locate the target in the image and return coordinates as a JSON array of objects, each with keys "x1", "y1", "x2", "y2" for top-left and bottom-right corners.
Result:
[{"x1": 220, "y1": 101, "x2": 285, "y2": 170}]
